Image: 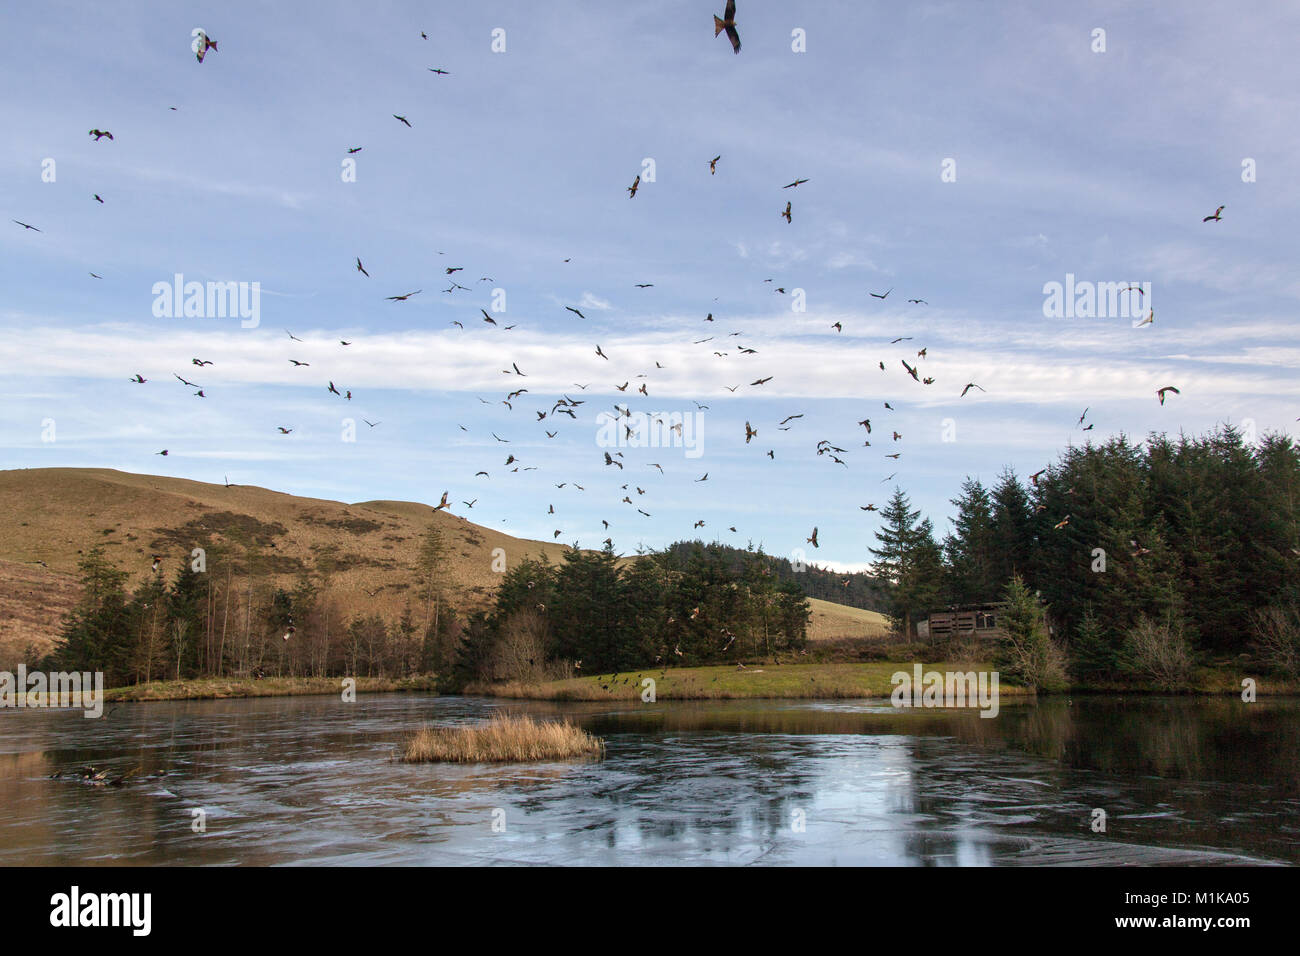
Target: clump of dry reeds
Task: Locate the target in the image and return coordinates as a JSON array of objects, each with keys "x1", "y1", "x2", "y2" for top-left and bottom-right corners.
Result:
[{"x1": 400, "y1": 714, "x2": 604, "y2": 763}]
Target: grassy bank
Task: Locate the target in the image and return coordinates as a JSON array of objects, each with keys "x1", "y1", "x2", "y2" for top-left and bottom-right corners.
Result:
[
  {"x1": 401, "y1": 714, "x2": 604, "y2": 763},
  {"x1": 470, "y1": 658, "x2": 1300, "y2": 700},
  {"x1": 467, "y1": 661, "x2": 1034, "y2": 701},
  {"x1": 103, "y1": 675, "x2": 439, "y2": 702}
]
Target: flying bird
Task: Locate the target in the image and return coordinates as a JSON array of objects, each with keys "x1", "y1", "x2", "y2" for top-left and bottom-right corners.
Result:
[
  {"x1": 88, "y1": 129, "x2": 113, "y2": 141},
  {"x1": 961, "y1": 383, "x2": 985, "y2": 397},
  {"x1": 783, "y1": 178, "x2": 808, "y2": 189},
  {"x1": 1202, "y1": 205, "x2": 1224, "y2": 222},
  {"x1": 386, "y1": 290, "x2": 421, "y2": 301},
  {"x1": 565, "y1": 306, "x2": 585, "y2": 318},
  {"x1": 627, "y1": 175, "x2": 640, "y2": 198},
  {"x1": 12, "y1": 220, "x2": 40, "y2": 231},
  {"x1": 194, "y1": 30, "x2": 217, "y2": 62},
  {"x1": 781, "y1": 201, "x2": 792, "y2": 223},
  {"x1": 807, "y1": 527, "x2": 819, "y2": 548},
  {"x1": 393, "y1": 114, "x2": 412, "y2": 127},
  {"x1": 709, "y1": 155, "x2": 720, "y2": 174},
  {"x1": 356, "y1": 258, "x2": 369, "y2": 277},
  {"x1": 714, "y1": 0, "x2": 741, "y2": 53},
  {"x1": 1157, "y1": 386, "x2": 1180, "y2": 405},
  {"x1": 870, "y1": 288, "x2": 893, "y2": 300}
]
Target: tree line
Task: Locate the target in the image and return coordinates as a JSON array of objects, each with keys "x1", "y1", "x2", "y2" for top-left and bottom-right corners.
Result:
[
  {"x1": 45, "y1": 529, "x2": 809, "y2": 689},
  {"x1": 870, "y1": 426, "x2": 1300, "y2": 685},
  {"x1": 449, "y1": 543, "x2": 811, "y2": 687}
]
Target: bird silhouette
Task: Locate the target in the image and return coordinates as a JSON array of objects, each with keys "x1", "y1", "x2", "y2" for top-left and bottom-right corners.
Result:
[{"x1": 714, "y1": 1, "x2": 741, "y2": 53}]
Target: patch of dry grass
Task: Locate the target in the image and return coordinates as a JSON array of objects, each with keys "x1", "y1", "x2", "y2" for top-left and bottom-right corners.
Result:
[
  {"x1": 104, "y1": 675, "x2": 438, "y2": 701},
  {"x1": 805, "y1": 598, "x2": 891, "y2": 641},
  {"x1": 401, "y1": 714, "x2": 604, "y2": 763}
]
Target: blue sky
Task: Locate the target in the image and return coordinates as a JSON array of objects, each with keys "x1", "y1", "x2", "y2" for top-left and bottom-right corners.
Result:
[{"x1": 3, "y1": 1, "x2": 1298, "y2": 571}]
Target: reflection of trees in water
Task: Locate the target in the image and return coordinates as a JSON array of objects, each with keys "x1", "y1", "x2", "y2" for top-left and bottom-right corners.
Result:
[{"x1": 1062, "y1": 697, "x2": 1300, "y2": 786}]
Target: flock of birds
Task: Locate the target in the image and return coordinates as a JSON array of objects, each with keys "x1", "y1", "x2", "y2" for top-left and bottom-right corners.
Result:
[{"x1": 11, "y1": 5, "x2": 1220, "y2": 613}]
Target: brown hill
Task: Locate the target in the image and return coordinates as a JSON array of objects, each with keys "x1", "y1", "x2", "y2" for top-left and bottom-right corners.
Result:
[
  {"x1": 0, "y1": 467, "x2": 575, "y2": 665},
  {"x1": 0, "y1": 468, "x2": 889, "y2": 666}
]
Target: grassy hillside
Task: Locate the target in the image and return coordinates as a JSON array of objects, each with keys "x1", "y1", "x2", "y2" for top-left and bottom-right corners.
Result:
[
  {"x1": 0, "y1": 467, "x2": 574, "y2": 662},
  {"x1": 0, "y1": 467, "x2": 889, "y2": 664},
  {"x1": 806, "y1": 597, "x2": 890, "y2": 640}
]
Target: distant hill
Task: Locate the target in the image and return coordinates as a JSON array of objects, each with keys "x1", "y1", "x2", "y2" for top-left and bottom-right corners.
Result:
[
  {"x1": 0, "y1": 468, "x2": 575, "y2": 664},
  {"x1": 805, "y1": 598, "x2": 890, "y2": 641},
  {"x1": 0, "y1": 468, "x2": 890, "y2": 664}
]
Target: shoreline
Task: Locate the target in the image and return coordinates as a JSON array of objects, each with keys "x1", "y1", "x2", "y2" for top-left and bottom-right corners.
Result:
[
  {"x1": 101, "y1": 675, "x2": 439, "y2": 703},
  {"x1": 80, "y1": 664, "x2": 1300, "y2": 704}
]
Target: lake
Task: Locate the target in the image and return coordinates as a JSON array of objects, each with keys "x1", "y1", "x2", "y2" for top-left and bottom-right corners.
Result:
[{"x1": 1, "y1": 694, "x2": 1296, "y2": 865}]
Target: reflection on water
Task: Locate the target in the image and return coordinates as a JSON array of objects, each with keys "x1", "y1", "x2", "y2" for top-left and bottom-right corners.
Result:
[{"x1": 0, "y1": 694, "x2": 1295, "y2": 865}]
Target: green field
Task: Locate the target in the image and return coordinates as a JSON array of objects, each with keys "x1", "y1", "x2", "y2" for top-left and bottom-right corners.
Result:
[{"x1": 469, "y1": 661, "x2": 1032, "y2": 701}]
